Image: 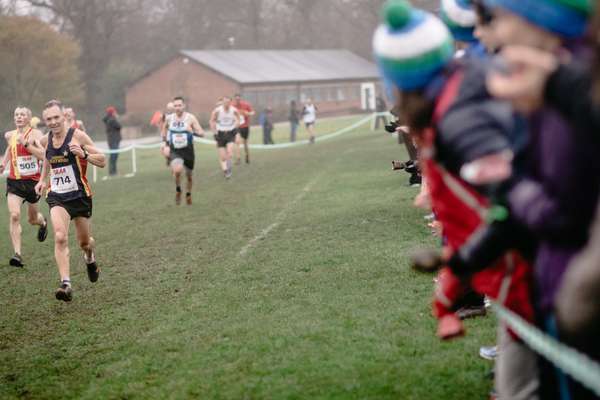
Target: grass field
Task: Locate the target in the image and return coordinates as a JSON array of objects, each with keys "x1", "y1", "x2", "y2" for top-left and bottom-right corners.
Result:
[{"x1": 0, "y1": 118, "x2": 495, "y2": 399}]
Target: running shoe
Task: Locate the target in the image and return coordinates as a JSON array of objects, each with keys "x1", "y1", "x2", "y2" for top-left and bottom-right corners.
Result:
[
  {"x1": 186, "y1": 193, "x2": 192, "y2": 205},
  {"x1": 9, "y1": 253, "x2": 24, "y2": 268},
  {"x1": 225, "y1": 169, "x2": 232, "y2": 179},
  {"x1": 84, "y1": 251, "x2": 100, "y2": 283},
  {"x1": 55, "y1": 283, "x2": 73, "y2": 302},
  {"x1": 479, "y1": 346, "x2": 498, "y2": 361},
  {"x1": 37, "y1": 217, "x2": 48, "y2": 242},
  {"x1": 175, "y1": 191, "x2": 182, "y2": 205}
]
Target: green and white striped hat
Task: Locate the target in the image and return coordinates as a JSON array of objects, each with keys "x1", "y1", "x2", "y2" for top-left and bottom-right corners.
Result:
[{"x1": 373, "y1": 0, "x2": 455, "y2": 91}]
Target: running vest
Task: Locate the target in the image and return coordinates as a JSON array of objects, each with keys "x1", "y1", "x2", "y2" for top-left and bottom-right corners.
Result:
[
  {"x1": 46, "y1": 128, "x2": 91, "y2": 201},
  {"x1": 216, "y1": 106, "x2": 237, "y2": 131},
  {"x1": 303, "y1": 104, "x2": 316, "y2": 123},
  {"x1": 167, "y1": 113, "x2": 194, "y2": 150},
  {"x1": 8, "y1": 128, "x2": 41, "y2": 181}
]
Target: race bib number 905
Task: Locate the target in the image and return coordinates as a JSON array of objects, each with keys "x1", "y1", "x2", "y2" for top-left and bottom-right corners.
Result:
[
  {"x1": 171, "y1": 133, "x2": 188, "y2": 149},
  {"x1": 51, "y1": 166, "x2": 78, "y2": 194},
  {"x1": 17, "y1": 155, "x2": 39, "y2": 176}
]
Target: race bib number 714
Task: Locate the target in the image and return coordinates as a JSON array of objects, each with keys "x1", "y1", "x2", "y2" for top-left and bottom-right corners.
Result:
[{"x1": 50, "y1": 165, "x2": 78, "y2": 194}]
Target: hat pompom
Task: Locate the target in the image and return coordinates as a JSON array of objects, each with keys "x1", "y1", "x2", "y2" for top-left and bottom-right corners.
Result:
[{"x1": 382, "y1": 0, "x2": 412, "y2": 30}]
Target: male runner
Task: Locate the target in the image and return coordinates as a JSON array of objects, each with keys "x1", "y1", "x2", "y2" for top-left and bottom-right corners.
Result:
[
  {"x1": 63, "y1": 107, "x2": 86, "y2": 131},
  {"x1": 162, "y1": 96, "x2": 204, "y2": 205},
  {"x1": 210, "y1": 96, "x2": 240, "y2": 179},
  {"x1": 302, "y1": 99, "x2": 318, "y2": 144},
  {"x1": 233, "y1": 94, "x2": 255, "y2": 164},
  {"x1": 35, "y1": 100, "x2": 106, "y2": 302},
  {"x1": 0, "y1": 107, "x2": 48, "y2": 267}
]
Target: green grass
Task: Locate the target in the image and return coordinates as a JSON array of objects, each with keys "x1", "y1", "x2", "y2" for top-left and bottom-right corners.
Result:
[{"x1": 0, "y1": 118, "x2": 495, "y2": 399}]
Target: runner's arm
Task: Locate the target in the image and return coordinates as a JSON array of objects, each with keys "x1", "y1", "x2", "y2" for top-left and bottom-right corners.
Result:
[
  {"x1": 233, "y1": 110, "x2": 240, "y2": 129},
  {"x1": 0, "y1": 132, "x2": 12, "y2": 173},
  {"x1": 0, "y1": 147, "x2": 8, "y2": 173},
  {"x1": 209, "y1": 109, "x2": 218, "y2": 132},
  {"x1": 72, "y1": 130, "x2": 106, "y2": 168},
  {"x1": 24, "y1": 130, "x2": 46, "y2": 160},
  {"x1": 190, "y1": 115, "x2": 204, "y2": 137},
  {"x1": 35, "y1": 158, "x2": 50, "y2": 195},
  {"x1": 161, "y1": 117, "x2": 169, "y2": 143}
]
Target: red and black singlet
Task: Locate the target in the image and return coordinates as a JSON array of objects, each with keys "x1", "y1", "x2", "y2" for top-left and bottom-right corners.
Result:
[{"x1": 8, "y1": 128, "x2": 41, "y2": 181}]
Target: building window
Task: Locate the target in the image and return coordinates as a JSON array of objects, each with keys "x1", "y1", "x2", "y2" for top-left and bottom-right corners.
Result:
[
  {"x1": 329, "y1": 87, "x2": 337, "y2": 102},
  {"x1": 337, "y1": 87, "x2": 346, "y2": 101}
]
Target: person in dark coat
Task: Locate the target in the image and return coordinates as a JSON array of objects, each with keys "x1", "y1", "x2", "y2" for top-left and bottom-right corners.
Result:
[
  {"x1": 261, "y1": 107, "x2": 274, "y2": 145},
  {"x1": 102, "y1": 106, "x2": 122, "y2": 176},
  {"x1": 374, "y1": 96, "x2": 388, "y2": 129},
  {"x1": 289, "y1": 100, "x2": 300, "y2": 142}
]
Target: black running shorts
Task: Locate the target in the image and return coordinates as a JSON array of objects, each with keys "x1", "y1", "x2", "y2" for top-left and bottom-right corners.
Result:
[
  {"x1": 6, "y1": 178, "x2": 40, "y2": 204},
  {"x1": 215, "y1": 130, "x2": 236, "y2": 148},
  {"x1": 47, "y1": 196, "x2": 93, "y2": 220},
  {"x1": 169, "y1": 150, "x2": 195, "y2": 171},
  {"x1": 238, "y1": 127, "x2": 250, "y2": 140}
]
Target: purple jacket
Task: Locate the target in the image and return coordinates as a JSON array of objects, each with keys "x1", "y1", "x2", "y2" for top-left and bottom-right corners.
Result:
[{"x1": 507, "y1": 107, "x2": 600, "y2": 313}]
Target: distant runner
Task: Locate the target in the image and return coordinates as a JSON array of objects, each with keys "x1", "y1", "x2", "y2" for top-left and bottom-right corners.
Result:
[
  {"x1": 302, "y1": 99, "x2": 318, "y2": 144},
  {"x1": 63, "y1": 107, "x2": 86, "y2": 132},
  {"x1": 210, "y1": 96, "x2": 240, "y2": 179},
  {"x1": 162, "y1": 97, "x2": 204, "y2": 205},
  {"x1": 233, "y1": 94, "x2": 255, "y2": 164}
]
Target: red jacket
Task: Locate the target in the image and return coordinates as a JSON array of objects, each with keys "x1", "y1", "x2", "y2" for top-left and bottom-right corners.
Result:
[{"x1": 424, "y1": 70, "x2": 534, "y2": 338}]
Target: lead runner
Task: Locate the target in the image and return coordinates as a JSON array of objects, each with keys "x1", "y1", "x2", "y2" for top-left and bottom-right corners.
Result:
[{"x1": 35, "y1": 100, "x2": 106, "y2": 302}]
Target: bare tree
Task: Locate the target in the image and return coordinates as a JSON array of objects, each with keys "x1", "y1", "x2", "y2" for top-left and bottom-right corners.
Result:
[{"x1": 26, "y1": 0, "x2": 142, "y2": 122}]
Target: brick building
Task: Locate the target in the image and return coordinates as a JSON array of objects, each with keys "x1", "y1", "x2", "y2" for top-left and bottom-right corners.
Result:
[{"x1": 125, "y1": 50, "x2": 381, "y2": 124}]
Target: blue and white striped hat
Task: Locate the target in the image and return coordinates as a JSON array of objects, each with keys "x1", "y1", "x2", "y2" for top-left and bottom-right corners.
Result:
[
  {"x1": 440, "y1": 0, "x2": 477, "y2": 42},
  {"x1": 373, "y1": 0, "x2": 455, "y2": 91}
]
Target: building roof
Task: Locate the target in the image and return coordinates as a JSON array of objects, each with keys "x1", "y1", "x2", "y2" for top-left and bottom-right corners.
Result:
[{"x1": 179, "y1": 49, "x2": 379, "y2": 84}]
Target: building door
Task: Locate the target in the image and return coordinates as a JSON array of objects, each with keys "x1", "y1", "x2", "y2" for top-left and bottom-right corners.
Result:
[{"x1": 361, "y1": 82, "x2": 376, "y2": 111}]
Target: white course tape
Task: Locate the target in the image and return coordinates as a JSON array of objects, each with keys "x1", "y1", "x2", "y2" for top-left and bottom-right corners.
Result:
[
  {"x1": 492, "y1": 302, "x2": 600, "y2": 396},
  {"x1": 97, "y1": 114, "x2": 376, "y2": 155}
]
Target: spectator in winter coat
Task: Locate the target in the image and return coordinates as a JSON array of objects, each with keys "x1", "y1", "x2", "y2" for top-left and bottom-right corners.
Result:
[{"x1": 102, "y1": 106, "x2": 122, "y2": 176}]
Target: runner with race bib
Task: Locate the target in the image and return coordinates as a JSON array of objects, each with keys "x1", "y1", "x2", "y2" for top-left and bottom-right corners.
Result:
[
  {"x1": 0, "y1": 106, "x2": 48, "y2": 268},
  {"x1": 36, "y1": 100, "x2": 106, "y2": 302},
  {"x1": 233, "y1": 94, "x2": 255, "y2": 164},
  {"x1": 162, "y1": 96, "x2": 204, "y2": 205},
  {"x1": 210, "y1": 96, "x2": 240, "y2": 179},
  {"x1": 302, "y1": 99, "x2": 318, "y2": 144}
]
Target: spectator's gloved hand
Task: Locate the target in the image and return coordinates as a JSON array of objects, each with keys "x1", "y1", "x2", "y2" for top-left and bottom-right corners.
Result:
[
  {"x1": 384, "y1": 121, "x2": 399, "y2": 133},
  {"x1": 411, "y1": 248, "x2": 444, "y2": 273}
]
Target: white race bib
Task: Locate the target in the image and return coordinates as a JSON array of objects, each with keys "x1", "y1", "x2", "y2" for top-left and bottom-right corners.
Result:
[
  {"x1": 171, "y1": 133, "x2": 188, "y2": 149},
  {"x1": 17, "y1": 155, "x2": 39, "y2": 176},
  {"x1": 50, "y1": 165, "x2": 78, "y2": 194}
]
